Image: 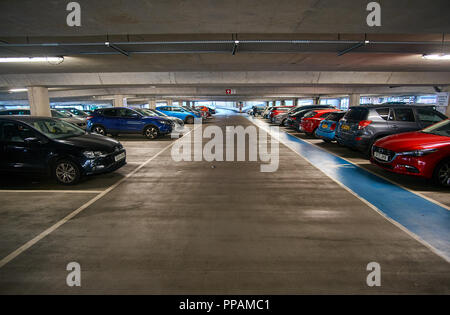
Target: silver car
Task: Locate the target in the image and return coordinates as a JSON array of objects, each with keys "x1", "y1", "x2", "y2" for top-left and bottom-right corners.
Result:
[{"x1": 52, "y1": 110, "x2": 87, "y2": 129}]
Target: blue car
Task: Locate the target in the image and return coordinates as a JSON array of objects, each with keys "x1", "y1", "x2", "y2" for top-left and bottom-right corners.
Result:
[
  {"x1": 314, "y1": 111, "x2": 346, "y2": 143},
  {"x1": 87, "y1": 107, "x2": 173, "y2": 139},
  {"x1": 156, "y1": 105, "x2": 201, "y2": 124}
]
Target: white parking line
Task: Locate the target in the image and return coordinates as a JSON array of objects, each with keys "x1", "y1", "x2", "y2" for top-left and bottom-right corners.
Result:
[{"x1": 0, "y1": 126, "x2": 199, "y2": 269}]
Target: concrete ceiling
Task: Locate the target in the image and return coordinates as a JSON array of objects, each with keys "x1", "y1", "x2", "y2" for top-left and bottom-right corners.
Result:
[
  {"x1": 1, "y1": 1, "x2": 450, "y2": 101},
  {"x1": 1, "y1": 0, "x2": 450, "y2": 36}
]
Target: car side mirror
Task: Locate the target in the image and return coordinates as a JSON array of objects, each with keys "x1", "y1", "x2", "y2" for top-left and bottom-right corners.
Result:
[{"x1": 24, "y1": 137, "x2": 42, "y2": 145}]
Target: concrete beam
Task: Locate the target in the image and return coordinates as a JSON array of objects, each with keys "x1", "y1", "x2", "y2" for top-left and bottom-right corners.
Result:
[{"x1": 1, "y1": 72, "x2": 450, "y2": 88}]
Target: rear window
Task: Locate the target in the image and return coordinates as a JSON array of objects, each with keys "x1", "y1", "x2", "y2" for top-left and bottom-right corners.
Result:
[
  {"x1": 101, "y1": 109, "x2": 117, "y2": 117},
  {"x1": 375, "y1": 108, "x2": 390, "y2": 120},
  {"x1": 325, "y1": 112, "x2": 345, "y2": 121},
  {"x1": 393, "y1": 108, "x2": 415, "y2": 122},
  {"x1": 344, "y1": 108, "x2": 368, "y2": 121}
]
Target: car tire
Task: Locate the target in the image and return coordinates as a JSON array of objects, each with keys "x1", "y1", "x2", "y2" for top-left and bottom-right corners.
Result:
[
  {"x1": 92, "y1": 125, "x2": 106, "y2": 136},
  {"x1": 143, "y1": 125, "x2": 159, "y2": 139},
  {"x1": 54, "y1": 160, "x2": 81, "y2": 185},
  {"x1": 185, "y1": 116, "x2": 194, "y2": 124},
  {"x1": 433, "y1": 159, "x2": 450, "y2": 187}
]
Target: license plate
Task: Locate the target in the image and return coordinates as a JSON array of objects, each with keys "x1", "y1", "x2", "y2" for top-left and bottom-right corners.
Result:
[
  {"x1": 341, "y1": 124, "x2": 350, "y2": 131},
  {"x1": 114, "y1": 152, "x2": 126, "y2": 162},
  {"x1": 322, "y1": 124, "x2": 328, "y2": 129},
  {"x1": 374, "y1": 151, "x2": 389, "y2": 161}
]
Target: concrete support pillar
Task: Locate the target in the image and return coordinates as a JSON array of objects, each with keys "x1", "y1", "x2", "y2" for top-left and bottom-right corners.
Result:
[
  {"x1": 186, "y1": 101, "x2": 191, "y2": 107},
  {"x1": 293, "y1": 98, "x2": 298, "y2": 106},
  {"x1": 349, "y1": 94, "x2": 361, "y2": 107},
  {"x1": 177, "y1": 100, "x2": 183, "y2": 106},
  {"x1": 148, "y1": 99, "x2": 156, "y2": 109},
  {"x1": 27, "y1": 86, "x2": 51, "y2": 117},
  {"x1": 313, "y1": 97, "x2": 320, "y2": 105},
  {"x1": 113, "y1": 95, "x2": 127, "y2": 107},
  {"x1": 166, "y1": 100, "x2": 173, "y2": 106},
  {"x1": 280, "y1": 100, "x2": 286, "y2": 106}
]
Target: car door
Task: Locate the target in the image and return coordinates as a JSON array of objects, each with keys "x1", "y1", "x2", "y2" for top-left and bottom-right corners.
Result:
[
  {"x1": 100, "y1": 108, "x2": 121, "y2": 132},
  {"x1": 2, "y1": 121, "x2": 48, "y2": 173},
  {"x1": 117, "y1": 108, "x2": 144, "y2": 132},
  {"x1": 415, "y1": 108, "x2": 447, "y2": 129},
  {"x1": 388, "y1": 108, "x2": 419, "y2": 133},
  {"x1": 167, "y1": 107, "x2": 185, "y2": 120}
]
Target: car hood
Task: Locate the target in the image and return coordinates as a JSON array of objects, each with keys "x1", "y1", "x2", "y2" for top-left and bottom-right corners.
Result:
[
  {"x1": 375, "y1": 131, "x2": 450, "y2": 151},
  {"x1": 56, "y1": 133, "x2": 122, "y2": 152}
]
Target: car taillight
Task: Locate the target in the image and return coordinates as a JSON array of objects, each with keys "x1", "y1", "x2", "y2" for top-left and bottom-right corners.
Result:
[
  {"x1": 358, "y1": 120, "x2": 372, "y2": 130},
  {"x1": 330, "y1": 123, "x2": 336, "y2": 131},
  {"x1": 292, "y1": 117, "x2": 297, "y2": 120}
]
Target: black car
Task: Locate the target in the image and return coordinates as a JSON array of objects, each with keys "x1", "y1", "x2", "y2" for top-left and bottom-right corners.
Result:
[
  {"x1": 285, "y1": 105, "x2": 336, "y2": 130},
  {"x1": 336, "y1": 104, "x2": 447, "y2": 155},
  {"x1": 0, "y1": 116, "x2": 126, "y2": 185}
]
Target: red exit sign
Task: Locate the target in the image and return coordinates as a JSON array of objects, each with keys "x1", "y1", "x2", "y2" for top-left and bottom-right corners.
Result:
[{"x1": 225, "y1": 89, "x2": 236, "y2": 95}]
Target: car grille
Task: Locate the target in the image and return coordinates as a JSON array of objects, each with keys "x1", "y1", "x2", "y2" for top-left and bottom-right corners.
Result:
[{"x1": 372, "y1": 146, "x2": 396, "y2": 162}]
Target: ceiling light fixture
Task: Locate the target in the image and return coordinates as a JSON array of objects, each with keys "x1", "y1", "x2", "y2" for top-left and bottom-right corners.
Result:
[
  {"x1": 422, "y1": 54, "x2": 450, "y2": 60},
  {"x1": 0, "y1": 57, "x2": 64, "y2": 63},
  {"x1": 9, "y1": 88, "x2": 28, "y2": 93}
]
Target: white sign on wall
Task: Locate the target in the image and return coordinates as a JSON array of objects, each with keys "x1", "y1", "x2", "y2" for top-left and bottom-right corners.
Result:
[{"x1": 436, "y1": 92, "x2": 449, "y2": 107}]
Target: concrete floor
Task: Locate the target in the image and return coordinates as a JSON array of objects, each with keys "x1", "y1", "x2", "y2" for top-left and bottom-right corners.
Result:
[{"x1": 0, "y1": 112, "x2": 449, "y2": 294}]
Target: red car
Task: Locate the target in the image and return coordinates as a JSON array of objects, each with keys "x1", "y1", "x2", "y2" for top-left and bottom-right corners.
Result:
[
  {"x1": 300, "y1": 109, "x2": 340, "y2": 135},
  {"x1": 268, "y1": 106, "x2": 294, "y2": 122},
  {"x1": 371, "y1": 119, "x2": 450, "y2": 186}
]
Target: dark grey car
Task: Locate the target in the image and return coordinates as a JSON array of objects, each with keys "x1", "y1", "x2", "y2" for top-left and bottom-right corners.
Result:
[{"x1": 336, "y1": 104, "x2": 447, "y2": 155}]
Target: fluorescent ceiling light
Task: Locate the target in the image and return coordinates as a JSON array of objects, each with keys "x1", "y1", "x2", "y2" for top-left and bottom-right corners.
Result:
[
  {"x1": 9, "y1": 88, "x2": 28, "y2": 93},
  {"x1": 422, "y1": 54, "x2": 450, "y2": 60},
  {"x1": 0, "y1": 57, "x2": 64, "y2": 63}
]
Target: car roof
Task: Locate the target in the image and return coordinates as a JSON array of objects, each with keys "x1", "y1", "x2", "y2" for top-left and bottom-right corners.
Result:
[{"x1": 350, "y1": 104, "x2": 436, "y2": 109}]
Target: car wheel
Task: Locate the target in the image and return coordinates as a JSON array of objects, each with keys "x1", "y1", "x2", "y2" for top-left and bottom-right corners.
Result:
[
  {"x1": 93, "y1": 125, "x2": 106, "y2": 136},
  {"x1": 54, "y1": 160, "x2": 81, "y2": 185},
  {"x1": 185, "y1": 116, "x2": 194, "y2": 124},
  {"x1": 434, "y1": 159, "x2": 450, "y2": 187},
  {"x1": 144, "y1": 125, "x2": 159, "y2": 139}
]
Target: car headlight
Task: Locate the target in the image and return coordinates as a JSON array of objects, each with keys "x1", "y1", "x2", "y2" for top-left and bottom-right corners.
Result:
[
  {"x1": 83, "y1": 151, "x2": 106, "y2": 158},
  {"x1": 160, "y1": 120, "x2": 170, "y2": 125},
  {"x1": 397, "y1": 148, "x2": 438, "y2": 157}
]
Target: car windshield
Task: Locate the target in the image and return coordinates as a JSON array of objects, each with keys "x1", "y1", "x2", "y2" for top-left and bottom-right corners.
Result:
[
  {"x1": 421, "y1": 120, "x2": 450, "y2": 137},
  {"x1": 52, "y1": 110, "x2": 71, "y2": 118},
  {"x1": 58, "y1": 110, "x2": 74, "y2": 117},
  {"x1": 31, "y1": 119, "x2": 85, "y2": 139},
  {"x1": 134, "y1": 109, "x2": 153, "y2": 116},
  {"x1": 153, "y1": 109, "x2": 168, "y2": 117}
]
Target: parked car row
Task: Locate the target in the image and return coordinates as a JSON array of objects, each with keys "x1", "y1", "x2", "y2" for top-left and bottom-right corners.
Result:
[
  {"x1": 260, "y1": 103, "x2": 450, "y2": 186},
  {"x1": 0, "y1": 105, "x2": 216, "y2": 185}
]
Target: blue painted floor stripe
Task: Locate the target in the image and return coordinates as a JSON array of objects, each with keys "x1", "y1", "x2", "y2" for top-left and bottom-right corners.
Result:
[{"x1": 249, "y1": 116, "x2": 450, "y2": 261}]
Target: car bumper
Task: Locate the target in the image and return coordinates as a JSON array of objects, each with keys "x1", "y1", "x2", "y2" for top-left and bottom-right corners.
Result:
[
  {"x1": 336, "y1": 132, "x2": 370, "y2": 151},
  {"x1": 315, "y1": 129, "x2": 336, "y2": 140},
  {"x1": 370, "y1": 155, "x2": 433, "y2": 179},
  {"x1": 81, "y1": 150, "x2": 127, "y2": 175}
]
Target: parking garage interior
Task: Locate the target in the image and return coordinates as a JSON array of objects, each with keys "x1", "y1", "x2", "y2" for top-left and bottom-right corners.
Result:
[{"x1": 0, "y1": 0, "x2": 450, "y2": 298}]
